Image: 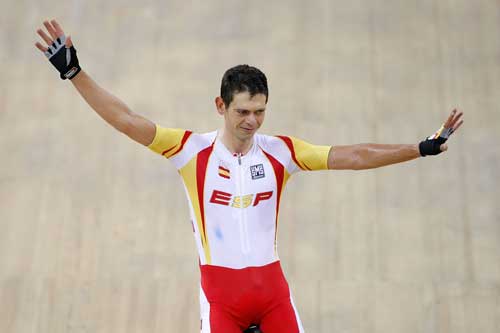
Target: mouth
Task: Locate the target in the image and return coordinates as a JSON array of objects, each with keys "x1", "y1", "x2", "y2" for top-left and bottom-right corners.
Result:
[{"x1": 241, "y1": 127, "x2": 254, "y2": 132}]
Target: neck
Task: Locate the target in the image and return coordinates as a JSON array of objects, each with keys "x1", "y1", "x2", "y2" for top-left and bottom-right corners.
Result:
[{"x1": 219, "y1": 128, "x2": 254, "y2": 155}]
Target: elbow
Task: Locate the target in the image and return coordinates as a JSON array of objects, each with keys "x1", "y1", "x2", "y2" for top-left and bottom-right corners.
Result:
[
  {"x1": 115, "y1": 112, "x2": 134, "y2": 134},
  {"x1": 350, "y1": 146, "x2": 365, "y2": 170},
  {"x1": 329, "y1": 145, "x2": 367, "y2": 170},
  {"x1": 351, "y1": 146, "x2": 375, "y2": 170},
  {"x1": 117, "y1": 118, "x2": 130, "y2": 134}
]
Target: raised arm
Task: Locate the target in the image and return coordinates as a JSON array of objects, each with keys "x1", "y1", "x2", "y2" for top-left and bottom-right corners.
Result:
[
  {"x1": 34, "y1": 19, "x2": 155, "y2": 146},
  {"x1": 69, "y1": 71, "x2": 156, "y2": 146},
  {"x1": 328, "y1": 109, "x2": 464, "y2": 170}
]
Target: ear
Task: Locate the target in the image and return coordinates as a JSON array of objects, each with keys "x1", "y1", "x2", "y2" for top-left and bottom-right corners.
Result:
[{"x1": 215, "y1": 96, "x2": 226, "y2": 115}]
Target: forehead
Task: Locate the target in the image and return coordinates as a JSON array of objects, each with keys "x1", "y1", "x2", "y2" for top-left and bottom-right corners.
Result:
[{"x1": 229, "y1": 91, "x2": 267, "y2": 110}]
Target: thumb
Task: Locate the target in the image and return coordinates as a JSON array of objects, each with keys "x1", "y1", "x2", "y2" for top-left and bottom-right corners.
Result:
[
  {"x1": 65, "y1": 35, "x2": 73, "y2": 48},
  {"x1": 440, "y1": 143, "x2": 448, "y2": 152}
]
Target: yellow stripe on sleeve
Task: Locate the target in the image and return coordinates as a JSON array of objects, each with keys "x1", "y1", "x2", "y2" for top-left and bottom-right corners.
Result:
[
  {"x1": 147, "y1": 124, "x2": 187, "y2": 158},
  {"x1": 289, "y1": 136, "x2": 331, "y2": 171}
]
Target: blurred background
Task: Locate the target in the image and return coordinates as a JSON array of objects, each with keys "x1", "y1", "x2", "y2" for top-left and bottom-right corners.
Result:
[{"x1": 1, "y1": 0, "x2": 499, "y2": 332}]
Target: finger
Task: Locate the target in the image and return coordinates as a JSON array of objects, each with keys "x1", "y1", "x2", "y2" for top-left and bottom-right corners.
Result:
[
  {"x1": 66, "y1": 35, "x2": 73, "y2": 48},
  {"x1": 50, "y1": 19, "x2": 65, "y2": 38},
  {"x1": 443, "y1": 109, "x2": 457, "y2": 128},
  {"x1": 449, "y1": 111, "x2": 464, "y2": 128},
  {"x1": 35, "y1": 42, "x2": 48, "y2": 52},
  {"x1": 43, "y1": 20, "x2": 58, "y2": 40},
  {"x1": 440, "y1": 144, "x2": 448, "y2": 152},
  {"x1": 37, "y1": 28, "x2": 53, "y2": 46},
  {"x1": 452, "y1": 119, "x2": 464, "y2": 133}
]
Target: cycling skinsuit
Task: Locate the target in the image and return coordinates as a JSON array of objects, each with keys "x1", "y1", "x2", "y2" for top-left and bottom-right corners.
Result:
[{"x1": 148, "y1": 124, "x2": 331, "y2": 333}]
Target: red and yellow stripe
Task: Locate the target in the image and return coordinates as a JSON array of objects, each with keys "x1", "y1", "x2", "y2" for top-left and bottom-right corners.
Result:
[
  {"x1": 277, "y1": 135, "x2": 311, "y2": 170},
  {"x1": 148, "y1": 125, "x2": 192, "y2": 158},
  {"x1": 179, "y1": 145, "x2": 214, "y2": 264},
  {"x1": 162, "y1": 130, "x2": 192, "y2": 158},
  {"x1": 262, "y1": 149, "x2": 290, "y2": 256},
  {"x1": 277, "y1": 135, "x2": 330, "y2": 171}
]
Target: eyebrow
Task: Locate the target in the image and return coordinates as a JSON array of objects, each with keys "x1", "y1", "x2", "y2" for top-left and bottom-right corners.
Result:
[{"x1": 236, "y1": 108, "x2": 266, "y2": 112}]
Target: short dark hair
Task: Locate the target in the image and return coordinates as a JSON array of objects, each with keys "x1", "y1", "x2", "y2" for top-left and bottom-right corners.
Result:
[{"x1": 220, "y1": 65, "x2": 268, "y2": 107}]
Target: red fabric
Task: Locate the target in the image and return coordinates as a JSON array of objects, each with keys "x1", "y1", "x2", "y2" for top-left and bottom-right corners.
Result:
[
  {"x1": 261, "y1": 149, "x2": 285, "y2": 251},
  {"x1": 201, "y1": 261, "x2": 300, "y2": 332},
  {"x1": 260, "y1": 299, "x2": 300, "y2": 333},
  {"x1": 170, "y1": 130, "x2": 193, "y2": 156},
  {"x1": 196, "y1": 144, "x2": 214, "y2": 245}
]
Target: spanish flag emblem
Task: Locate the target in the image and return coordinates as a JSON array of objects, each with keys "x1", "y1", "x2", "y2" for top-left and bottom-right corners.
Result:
[{"x1": 218, "y1": 165, "x2": 230, "y2": 179}]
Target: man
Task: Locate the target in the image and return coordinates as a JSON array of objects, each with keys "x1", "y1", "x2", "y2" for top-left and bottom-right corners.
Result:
[{"x1": 35, "y1": 19, "x2": 463, "y2": 333}]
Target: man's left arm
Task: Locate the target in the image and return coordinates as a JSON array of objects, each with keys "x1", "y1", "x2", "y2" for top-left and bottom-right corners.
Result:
[{"x1": 328, "y1": 109, "x2": 464, "y2": 170}]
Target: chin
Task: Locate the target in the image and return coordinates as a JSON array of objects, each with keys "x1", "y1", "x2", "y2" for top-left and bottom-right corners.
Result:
[
  {"x1": 237, "y1": 131, "x2": 254, "y2": 140},
  {"x1": 242, "y1": 130, "x2": 256, "y2": 137}
]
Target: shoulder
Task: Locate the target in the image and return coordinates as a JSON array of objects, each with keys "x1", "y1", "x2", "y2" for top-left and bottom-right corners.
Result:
[
  {"x1": 257, "y1": 132, "x2": 331, "y2": 172},
  {"x1": 255, "y1": 133, "x2": 296, "y2": 172},
  {"x1": 188, "y1": 130, "x2": 217, "y2": 150},
  {"x1": 173, "y1": 130, "x2": 216, "y2": 162},
  {"x1": 148, "y1": 126, "x2": 215, "y2": 155},
  {"x1": 148, "y1": 125, "x2": 217, "y2": 169},
  {"x1": 255, "y1": 133, "x2": 289, "y2": 153}
]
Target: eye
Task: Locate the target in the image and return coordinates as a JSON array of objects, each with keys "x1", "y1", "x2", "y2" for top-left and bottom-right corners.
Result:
[{"x1": 237, "y1": 110, "x2": 249, "y2": 116}]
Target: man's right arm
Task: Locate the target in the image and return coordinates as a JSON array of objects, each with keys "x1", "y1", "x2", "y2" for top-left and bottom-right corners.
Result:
[
  {"x1": 35, "y1": 19, "x2": 156, "y2": 146},
  {"x1": 70, "y1": 70, "x2": 156, "y2": 146}
]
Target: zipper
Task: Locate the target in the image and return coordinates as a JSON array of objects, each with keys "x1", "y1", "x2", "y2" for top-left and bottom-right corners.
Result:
[{"x1": 236, "y1": 153, "x2": 251, "y2": 254}]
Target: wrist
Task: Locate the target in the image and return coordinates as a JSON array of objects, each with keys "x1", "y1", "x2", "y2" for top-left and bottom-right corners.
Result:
[
  {"x1": 65, "y1": 66, "x2": 81, "y2": 80},
  {"x1": 414, "y1": 143, "x2": 422, "y2": 157},
  {"x1": 419, "y1": 137, "x2": 446, "y2": 156}
]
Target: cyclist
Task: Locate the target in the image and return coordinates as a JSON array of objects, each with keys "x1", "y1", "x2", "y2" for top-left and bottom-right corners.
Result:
[{"x1": 35, "y1": 19, "x2": 464, "y2": 333}]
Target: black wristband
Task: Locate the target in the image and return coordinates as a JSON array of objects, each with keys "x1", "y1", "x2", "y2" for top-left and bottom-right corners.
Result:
[
  {"x1": 418, "y1": 137, "x2": 446, "y2": 156},
  {"x1": 44, "y1": 35, "x2": 81, "y2": 80},
  {"x1": 418, "y1": 125, "x2": 454, "y2": 156}
]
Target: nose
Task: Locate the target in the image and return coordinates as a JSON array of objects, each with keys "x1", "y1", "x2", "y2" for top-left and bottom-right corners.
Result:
[{"x1": 245, "y1": 113, "x2": 257, "y2": 127}]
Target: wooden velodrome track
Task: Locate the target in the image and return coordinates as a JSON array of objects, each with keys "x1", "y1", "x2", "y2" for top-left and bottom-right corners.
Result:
[{"x1": 1, "y1": 0, "x2": 499, "y2": 332}]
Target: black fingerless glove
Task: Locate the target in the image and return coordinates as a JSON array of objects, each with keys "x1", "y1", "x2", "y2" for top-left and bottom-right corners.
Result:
[
  {"x1": 418, "y1": 126, "x2": 454, "y2": 156},
  {"x1": 44, "y1": 35, "x2": 81, "y2": 80}
]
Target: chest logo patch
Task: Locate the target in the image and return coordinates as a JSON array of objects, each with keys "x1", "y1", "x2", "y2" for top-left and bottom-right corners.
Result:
[
  {"x1": 250, "y1": 164, "x2": 265, "y2": 180},
  {"x1": 218, "y1": 165, "x2": 230, "y2": 179}
]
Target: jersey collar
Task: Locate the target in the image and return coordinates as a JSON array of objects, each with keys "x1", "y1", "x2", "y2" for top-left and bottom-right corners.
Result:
[{"x1": 213, "y1": 131, "x2": 257, "y2": 166}]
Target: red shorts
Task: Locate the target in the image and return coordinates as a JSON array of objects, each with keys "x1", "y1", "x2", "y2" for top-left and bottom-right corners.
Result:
[{"x1": 199, "y1": 261, "x2": 303, "y2": 333}]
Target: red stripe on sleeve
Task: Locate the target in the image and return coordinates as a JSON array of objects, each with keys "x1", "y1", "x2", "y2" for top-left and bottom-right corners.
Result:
[
  {"x1": 276, "y1": 135, "x2": 311, "y2": 171},
  {"x1": 168, "y1": 130, "x2": 193, "y2": 158},
  {"x1": 161, "y1": 145, "x2": 177, "y2": 156}
]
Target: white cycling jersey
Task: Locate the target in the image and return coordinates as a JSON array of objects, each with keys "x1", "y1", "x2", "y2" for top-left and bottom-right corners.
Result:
[{"x1": 148, "y1": 124, "x2": 331, "y2": 269}]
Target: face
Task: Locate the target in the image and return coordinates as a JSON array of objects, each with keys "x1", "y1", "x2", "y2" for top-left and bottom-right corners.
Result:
[{"x1": 216, "y1": 91, "x2": 267, "y2": 141}]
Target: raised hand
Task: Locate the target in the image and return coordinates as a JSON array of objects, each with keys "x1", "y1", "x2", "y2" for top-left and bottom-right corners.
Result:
[
  {"x1": 35, "y1": 19, "x2": 81, "y2": 80},
  {"x1": 419, "y1": 109, "x2": 464, "y2": 156}
]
